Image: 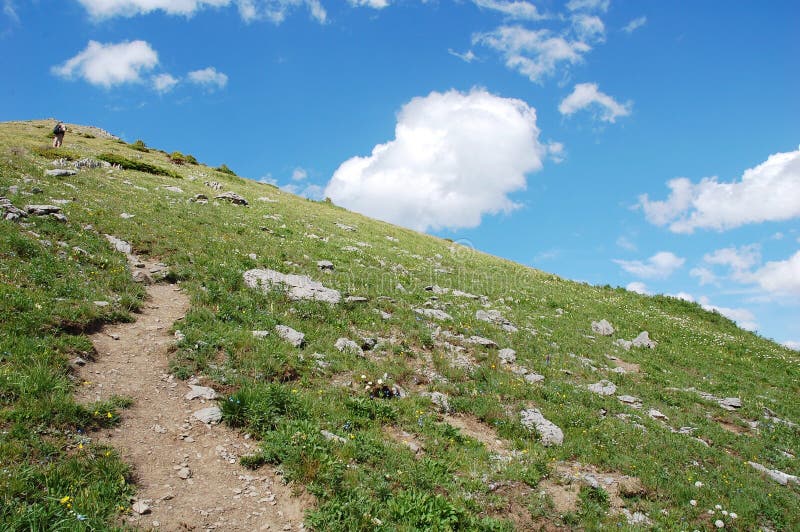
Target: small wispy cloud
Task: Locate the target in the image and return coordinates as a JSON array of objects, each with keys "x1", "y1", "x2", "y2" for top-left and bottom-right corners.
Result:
[
  {"x1": 559, "y1": 82, "x2": 632, "y2": 123},
  {"x1": 623, "y1": 16, "x2": 647, "y2": 34},
  {"x1": 188, "y1": 66, "x2": 228, "y2": 90},
  {"x1": 448, "y1": 48, "x2": 477, "y2": 63}
]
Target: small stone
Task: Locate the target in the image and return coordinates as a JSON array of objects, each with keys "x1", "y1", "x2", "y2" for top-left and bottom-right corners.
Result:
[
  {"x1": 320, "y1": 430, "x2": 347, "y2": 444},
  {"x1": 185, "y1": 385, "x2": 217, "y2": 400},
  {"x1": 718, "y1": 397, "x2": 742, "y2": 410},
  {"x1": 591, "y1": 319, "x2": 615, "y2": 336},
  {"x1": 316, "y1": 260, "x2": 334, "y2": 271},
  {"x1": 413, "y1": 308, "x2": 453, "y2": 321},
  {"x1": 587, "y1": 380, "x2": 617, "y2": 396},
  {"x1": 177, "y1": 467, "x2": 192, "y2": 479},
  {"x1": 45, "y1": 168, "x2": 77, "y2": 177},
  {"x1": 631, "y1": 331, "x2": 657, "y2": 349},
  {"x1": 252, "y1": 330, "x2": 270, "y2": 338},
  {"x1": 132, "y1": 501, "x2": 151, "y2": 515},
  {"x1": 648, "y1": 409, "x2": 668, "y2": 421},
  {"x1": 215, "y1": 191, "x2": 249, "y2": 205},
  {"x1": 498, "y1": 348, "x2": 516, "y2": 364},
  {"x1": 334, "y1": 338, "x2": 363, "y2": 355},
  {"x1": 618, "y1": 477, "x2": 645, "y2": 496},
  {"x1": 520, "y1": 408, "x2": 563, "y2": 446},
  {"x1": 345, "y1": 296, "x2": 368, "y2": 303},
  {"x1": 193, "y1": 406, "x2": 222, "y2": 424},
  {"x1": 275, "y1": 325, "x2": 305, "y2": 347},
  {"x1": 72, "y1": 357, "x2": 88, "y2": 366}
]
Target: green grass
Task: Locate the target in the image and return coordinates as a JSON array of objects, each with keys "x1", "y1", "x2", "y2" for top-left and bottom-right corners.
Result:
[{"x1": 0, "y1": 119, "x2": 798, "y2": 530}]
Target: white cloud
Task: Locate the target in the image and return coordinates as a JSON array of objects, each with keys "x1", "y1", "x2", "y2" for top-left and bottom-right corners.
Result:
[
  {"x1": 349, "y1": 0, "x2": 389, "y2": 8},
  {"x1": 3, "y1": 0, "x2": 19, "y2": 23},
  {"x1": 546, "y1": 141, "x2": 566, "y2": 163},
  {"x1": 76, "y1": 0, "x2": 230, "y2": 18},
  {"x1": 616, "y1": 236, "x2": 636, "y2": 251},
  {"x1": 152, "y1": 73, "x2": 179, "y2": 93},
  {"x1": 698, "y1": 296, "x2": 758, "y2": 331},
  {"x1": 237, "y1": 0, "x2": 326, "y2": 23},
  {"x1": 291, "y1": 167, "x2": 308, "y2": 181},
  {"x1": 690, "y1": 266, "x2": 717, "y2": 286},
  {"x1": 639, "y1": 147, "x2": 800, "y2": 233},
  {"x1": 571, "y1": 14, "x2": 605, "y2": 43},
  {"x1": 325, "y1": 88, "x2": 545, "y2": 232},
  {"x1": 614, "y1": 251, "x2": 685, "y2": 279},
  {"x1": 472, "y1": 0, "x2": 547, "y2": 21},
  {"x1": 52, "y1": 40, "x2": 159, "y2": 88},
  {"x1": 703, "y1": 244, "x2": 761, "y2": 279},
  {"x1": 623, "y1": 16, "x2": 647, "y2": 34},
  {"x1": 566, "y1": 0, "x2": 609, "y2": 12},
  {"x1": 75, "y1": 0, "x2": 326, "y2": 23},
  {"x1": 669, "y1": 292, "x2": 695, "y2": 302},
  {"x1": 749, "y1": 250, "x2": 800, "y2": 296},
  {"x1": 188, "y1": 67, "x2": 228, "y2": 89},
  {"x1": 448, "y1": 49, "x2": 477, "y2": 63},
  {"x1": 784, "y1": 340, "x2": 800, "y2": 351},
  {"x1": 626, "y1": 281, "x2": 649, "y2": 295},
  {"x1": 474, "y1": 25, "x2": 591, "y2": 83},
  {"x1": 559, "y1": 82, "x2": 631, "y2": 123}
]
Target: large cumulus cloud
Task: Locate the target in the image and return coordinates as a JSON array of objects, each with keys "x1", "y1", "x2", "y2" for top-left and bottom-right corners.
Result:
[{"x1": 324, "y1": 88, "x2": 545, "y2": 232}]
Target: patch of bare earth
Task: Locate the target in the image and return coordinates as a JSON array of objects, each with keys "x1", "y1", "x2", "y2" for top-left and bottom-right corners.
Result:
[
  {"x1": 76, "y1": 265, "x2": 313, "y2": 531},
  {"x1": 482, "y1": 482, "x2": 540, "y2": 530},
  {"x1": 605, "y1": 355, "x2": 640, "y2": 373},
  {"x1": 444, "y1": 413, "x2": 511, "y2": 458},
  {"x1": 383, "y1": 426, "x2": 425, "y2": 457},
  {"x1": 716, "y1": 417, "x2": 753, "y2": 435},
  {"x1": 537, "y1": 462, "x2": 645, "y2": 517}
]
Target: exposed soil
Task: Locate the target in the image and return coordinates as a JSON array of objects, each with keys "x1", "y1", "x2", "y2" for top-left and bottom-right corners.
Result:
[
  {"x1": 605, "y1": 355, "x2": 640, "y2": 373},
  {"x1": 383, "y1": 425, "x2": 425, "y2": 457},
  {"x1": 538, "y1": 462, "x2": 645, "y2": 516},
  {"x1": 444, "y1": 413, "x2": 510, "y2": 458},
  {"x1": 76, "y1": 263, "x2": 312, "y2": 531}
]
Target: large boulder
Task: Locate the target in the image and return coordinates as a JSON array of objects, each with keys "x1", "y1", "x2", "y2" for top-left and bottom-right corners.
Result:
[
  {"x1": 591, "y1": 319, "x2": 615, "y2": 336},
  {"x1": 520, "y1": 408, "x2": 563, "y2": 446},
  {"x1": 215, "y1": 191, "x2": 248, "y2": 205},
  {"x1": 244, "y1": 269, "x2": 341, "y2": 304}
]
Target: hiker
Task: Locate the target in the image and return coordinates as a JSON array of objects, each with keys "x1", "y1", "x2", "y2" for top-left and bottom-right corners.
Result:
[{"x1": 52, "y1": 122, "x2": 66, "y2": 147}]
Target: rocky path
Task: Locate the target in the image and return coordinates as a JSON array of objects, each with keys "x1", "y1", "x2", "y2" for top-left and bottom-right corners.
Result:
[{"x1": 76, "y1": 267, "x2": 311, "y2": 531}]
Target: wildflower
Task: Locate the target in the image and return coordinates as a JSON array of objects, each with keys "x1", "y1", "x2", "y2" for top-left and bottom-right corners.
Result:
[
  {"x1": 60, "y1": 496, "x2": 71, "y2": 505},
  {"x1": 360, "y1": 374, "x2": 366, "y2": 379},
  {"x1": 729, "y1": 513, "x2": 737, "y2": 519},
  {"x1": 78, "y1": 443, "x2": 83, "y2": 450},
  {"x1": 106, "y1": 412, "x2": 113, "y2": 419},
  {"x1": 715, "y1": 504, "x2": 722, "y2": 510},
  {"x1": 689, "y1": 500, "x2": 697, "y2": 506},
  {"x1": 694, "y1": 481, "x2": 703, "y2": 488},
  {"x1": 721, "y1": 510, "x2": 728, "y2": 516},
  {"x1": 76, "y1": 514, "x2": 87, "y2": 521},
  {"x1": 714, "y1": 520, "x2": 724, "y2": 528},
  {"x1": 377, "y1": 379, "x2": 383, "y2": 385}
]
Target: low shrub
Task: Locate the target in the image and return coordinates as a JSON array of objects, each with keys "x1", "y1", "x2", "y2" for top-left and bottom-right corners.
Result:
[{"x1": 96, "y1": 153, "x2": 180, "y2": 178}]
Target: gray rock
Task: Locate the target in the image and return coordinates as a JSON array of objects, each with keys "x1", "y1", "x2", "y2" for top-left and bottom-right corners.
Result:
[
  {"x1": 50, "y1": 213, "x2": 68, "y2": 223},
  {"x1": 632, "y1": 331, "x2": 657, "y2": 349},
  {"x1": 104, "y1": 234, "x2": 132, "y2": 254},
  {"x1": 747, "y1": 462, "x2": 798, "y2": 485},
  {"x1": 185, "y1": 385, "x2": 217, "y2": 400},
  {"x1": 162, "y1": 186, "x2": 184, "y2": 193},
  {"x1": 120, "y1": 212, "x2": 135, "y2": 219},
  {"x1": 414, "y1": 308, "x2": 453, "y2": 321},
  {"x1": 192, "y1": 406, "x2": 222, "y2": 424},
  {"x1": 25, "y1": 204, "x2": 61, "y2": 216},
  {"x1": 244, "y1": 269, "x2": 341, "y2": 304},
  {"x1": 520, "y1": 408, "x2": 563, "y2": 446},
  {"x1": 591, "y1": 319, "x2": 615, "y2": 336},
  {"x1": 423, "y1": 391, "x2": 451, "y2": 412},
  {"x1": 395, "y1": 283, "x2": 407, "y2": 293},
  {"x1": 321, "y1": 430, "x2": 347, "y2": 444},
  {"x1": 622, "y1": 509, "x2": 651, "y2": 526},
  {"x1": 451, "y1": 289, "x2": 480, "y2": 299},
  {"x1": 719, "y1": 397, "x2": 742, "y2": 411},
  {"x1": 252, "y1": 330, "x2": 270, "y2": 338},
  {"x1": 275, "y1": 324, "x2": 305, "y2": 347},
  {"x1": 215, "y1": 191, "x2": 248, "y2": 205},
  {"x1": 335, "y1": 222, "x2": 356, "y2": 231},
  {"x1": 317, "y1": 260, "x2": 334, "y2": 271},
  {"x1": 72, "y1": 356, "x2": 89, "y2": 366},
  {"x1": 615, "y1": 339, "x2": 633, "y2": 350},
  {"x1": 498, "y1": 348, "x2": 517, "y2": 364},
  {"x1": 334, "y1": 338, "x2": 363, "y2": 355},
  {"x1": 524, "y1": 372, "x2": 545, "y2": 384},
  {"x1": 132, "y1": 270, "x2": 152, "y2": 284},
  {"x1": 466, "y1": 335, "x2": 498, "y2": 348},
  {"x1": 177, "y1": 467, "x2": 192, "y2": 479},
  {"x1": 74, "y1": 158, "x2": 108, "y2": 170},
  {"x1": 0, "y1": 196, "x2": 27, "y2": 221},
  {"x1": 45, "y1": 168, "x2": 76, "y2": 177},
  {"x1": 587, "y1": 380, "x2": 617, "y2": 396},
  {"x1": 475, "y1": 309, "x2": 517, "y2": 332},
  {"x1": 617, "y1": 395, "x2": 642, "y2": 408},
  {"x1": 425, "y1": 285, "x2": 449, "y2": 295},
  {"x1": 345, "y1": 296, "x2": 368, "y2": 303},
  {"x1": 132, "y1": 501, "x2": 151, "y2": 515},
  {"x1": 374, "y1": 309, "x2": 392, "y2": 320},
  {"x1": 205, "y1": 181, "x2": 223, "y2": 190},
  {"x1": 648, "y1": 408, "x2": 668, "y2": 421}
]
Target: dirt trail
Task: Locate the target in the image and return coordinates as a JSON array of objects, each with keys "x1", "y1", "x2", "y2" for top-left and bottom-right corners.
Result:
[{"x1": 76, "y1": 267, "x2": 312, "y2": 531}]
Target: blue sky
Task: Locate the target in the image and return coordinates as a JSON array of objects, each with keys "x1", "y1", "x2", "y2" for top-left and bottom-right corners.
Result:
[{"x1": 2, "y1": 1, "x2": 799, "y2": 347}]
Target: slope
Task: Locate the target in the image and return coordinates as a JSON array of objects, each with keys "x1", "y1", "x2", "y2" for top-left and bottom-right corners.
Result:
[{"x1": 0, "y1": 120, "x2": 797, "y2": 530}]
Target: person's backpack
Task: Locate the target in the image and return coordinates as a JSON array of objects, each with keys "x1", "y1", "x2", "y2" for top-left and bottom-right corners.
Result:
[{"x1": 53, "y1": 124, "x2": 62, "y2": 135}]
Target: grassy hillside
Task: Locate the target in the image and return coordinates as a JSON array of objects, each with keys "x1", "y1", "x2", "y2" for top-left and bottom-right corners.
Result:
[{"x1": 0, "y1": 119, "x2": 797, "y2": 530}]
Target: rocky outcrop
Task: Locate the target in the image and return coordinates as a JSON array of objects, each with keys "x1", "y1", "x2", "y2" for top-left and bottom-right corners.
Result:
[{"x1": 244, "y1": 269, "x2": 341, "y2": 304}]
